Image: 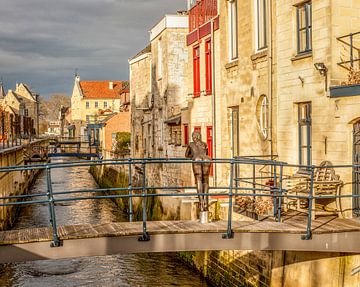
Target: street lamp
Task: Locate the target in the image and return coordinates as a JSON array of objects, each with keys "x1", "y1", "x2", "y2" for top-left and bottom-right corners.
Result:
[{"x1": 314, "y1": 62, "x2": 328, "y2": 91}]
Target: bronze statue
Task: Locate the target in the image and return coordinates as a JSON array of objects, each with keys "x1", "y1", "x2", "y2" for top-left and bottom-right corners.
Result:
[{"x1": 185, "y1": 131, "x2": 211, "y2": 216}]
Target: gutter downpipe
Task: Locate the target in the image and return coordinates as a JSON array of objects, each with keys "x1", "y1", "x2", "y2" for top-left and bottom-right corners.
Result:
[
  {"x1": 211, "y1": 18, "x2": 217, "y2": 187},
  {"x1": 268, "y1": 0, "x2": 273, "y2": 163}
]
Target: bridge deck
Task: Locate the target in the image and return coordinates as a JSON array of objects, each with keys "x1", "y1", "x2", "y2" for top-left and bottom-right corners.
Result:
[
  {"x1": 1, "y1": 214, "x2": 360, "y2": 245},
  {"x1": 1, "y1": 214, "x2": 360, "y2": 263}
]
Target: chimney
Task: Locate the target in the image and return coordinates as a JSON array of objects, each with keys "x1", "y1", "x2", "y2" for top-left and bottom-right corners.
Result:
[{"x1": 109, "y1": 81, "x2": 114, "y2": 90}]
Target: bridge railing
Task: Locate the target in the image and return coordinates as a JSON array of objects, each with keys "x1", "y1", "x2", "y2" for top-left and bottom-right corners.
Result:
[{"x1": 0, "y1": 158, "x2": 358, "y2": 246}]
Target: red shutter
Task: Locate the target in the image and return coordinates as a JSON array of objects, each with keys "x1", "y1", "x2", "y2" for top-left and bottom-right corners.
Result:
[
  {"x1": 205, "y1": 39, "x2": 212, "y2": 95},
  {"x1": 184, "y1": 124, "x2": 189, "y2": 145},
  {"x1": 193, "y1": 46, "x2": 200, "y2": 97}
]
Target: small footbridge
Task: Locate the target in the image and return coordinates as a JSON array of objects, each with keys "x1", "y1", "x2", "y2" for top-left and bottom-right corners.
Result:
[
  {"x1": 23, "y1": 137, "x2": 101, "y2": 163},
  {"x1": 1, "y1": 158, "x2": 360, "y2": 263}
]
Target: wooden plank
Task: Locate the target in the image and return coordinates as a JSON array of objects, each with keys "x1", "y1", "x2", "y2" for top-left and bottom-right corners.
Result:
[{"x1": 1, "y1": 218, "x2": 360, "y2": 245}]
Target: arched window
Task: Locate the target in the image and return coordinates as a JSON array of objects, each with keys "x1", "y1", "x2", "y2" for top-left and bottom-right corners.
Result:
[{"x1": 256, "y1": 95, "x2": 269, "y2": 139}]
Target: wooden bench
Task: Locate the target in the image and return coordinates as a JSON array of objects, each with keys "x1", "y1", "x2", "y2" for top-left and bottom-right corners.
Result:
[{"x1": 284, "y1": 161, "x2": 343, "y2": 219}]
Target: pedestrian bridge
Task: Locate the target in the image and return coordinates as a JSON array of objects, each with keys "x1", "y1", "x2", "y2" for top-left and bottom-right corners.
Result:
[
  {"x1": 1, "y1": 158, "x2": 360, "y2": 263},
  {"x1": 1, "y1": 216, "x2": 360, "y2": 263}
]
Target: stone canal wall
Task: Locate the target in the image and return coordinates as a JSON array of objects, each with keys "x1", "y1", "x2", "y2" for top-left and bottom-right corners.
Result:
[
  {"x1": 90, "y1": 164, "x2": 360, "y2": 287},
  {"x1": 0, "y1": 140, "x2": 48, "y2": 231}
]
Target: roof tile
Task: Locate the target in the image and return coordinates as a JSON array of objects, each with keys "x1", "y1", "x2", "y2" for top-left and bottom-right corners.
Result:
[{"x1": 79, "y1": 81, "x2": 129, "y2": 99}]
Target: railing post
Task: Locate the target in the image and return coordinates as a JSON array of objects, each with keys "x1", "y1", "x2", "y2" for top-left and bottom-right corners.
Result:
[
  {"x1": 302, "y1": 165, "x2": 315, "y2": 240},
  {"x1": 46, "y1": 166, "x2": 61, "y2": 247},
  {"x1": 223, "y1": 159, "x2": 234, "y2": 239},
  {"x1": 273, "y1": 164, "x2": 278, "y2": 219},
  {"x1": 128, "y1": 158, "x2": 133, "y2": 222},
  {"x1": 252, "y1": 162, "x2": 256, "y2": 216},
  {"x1": 277, "y1": 163, "x2": 284, "y2": 222},
  {"x1": 139, "y1": 160, "x2": 150, "y2": 241}
]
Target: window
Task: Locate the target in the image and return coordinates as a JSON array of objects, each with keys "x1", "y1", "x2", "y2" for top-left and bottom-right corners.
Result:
[
  {"x1": 24, "y1": 109, "x2": 29, "y2": 117},
  {"x1": 298, "y1": 102, "x2": 312, "y2": 167},
  {"x1": 170, "y1": 125, "x2": 181, "y2": 145},
  {"x1": 228, "y1": 0, "x2": 238, "y2": 60},
  {"x1": 95, "y1": 101, "x2": 99, "y2": 108},
  {"x1": 297, "y1": 2, "x2": 312, "y2": 54},
  {"x1": 205, "y1": 39, "x2": 212, "y2": 95},
  {"x1": 158, "y1": 38, "x2": 163, "y2": 79},
  {"x1": 86, "y1": 102, "x2": 89, "y2": 109},
  {"x1": 184, "y1": 124, "x2": 189, "y2": 145},
  {"x1": 104, "y1": 101, "x2": 108, "y2": 109},
  {"x1": 255, "y1": 0, "x2": 268, "y2": 51},
  {"x1": 256, "y1": 95, "x2": 269, "y2": 139},
  {"x1": 231, "y1": 107, "x2": 239, "y2": 157},
  {"x1": 193, "y1": 46, "x2": 200, "y2": 97},
  {"x1": 86, "y1": 115, "x2": 90, "y2": 123}
]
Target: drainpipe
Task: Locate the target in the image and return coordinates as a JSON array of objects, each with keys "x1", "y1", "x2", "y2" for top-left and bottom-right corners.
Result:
[
  {"x1": 211, "y1": 18, "x2": 217, "y2": 187},
  {"x1": 268, "y1": 0, "x2": 273, "y2": 161}
]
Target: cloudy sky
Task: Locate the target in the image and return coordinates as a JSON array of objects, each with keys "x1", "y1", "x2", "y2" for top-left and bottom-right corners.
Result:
[{"x1": 0, "y1": 0, "x2": 186, "y2": 98}]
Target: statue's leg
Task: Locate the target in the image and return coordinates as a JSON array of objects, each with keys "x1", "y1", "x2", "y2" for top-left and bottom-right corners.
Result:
[
  {"x1": 196, "y1": 175, "x2": 204, "y2": 211},
  {"x1": 202, "y1": 163, "x2": 211, "y2": 211}
]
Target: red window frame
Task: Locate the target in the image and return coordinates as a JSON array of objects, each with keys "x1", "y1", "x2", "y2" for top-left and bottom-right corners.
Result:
[
  {"x1": 184, "y1": 124, "x2": 189, "y2": 145},
  {"x1": 193, "y1": 46, "x2": 200, "y2": 97},
  {"x1": 205, "y1": 39, "x2": 212, "y2": 95}
]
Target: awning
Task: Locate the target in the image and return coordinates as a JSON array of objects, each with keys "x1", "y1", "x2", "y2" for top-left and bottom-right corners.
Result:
[{"x1": 164, "y1": 115, "x2": 181, "y2": 125}]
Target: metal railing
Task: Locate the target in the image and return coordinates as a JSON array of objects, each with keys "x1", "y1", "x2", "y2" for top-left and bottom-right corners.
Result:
[
  {"x1": 0, "y1": 157, "x2": 359, "y2": 247},
  {"x1": 337, "y1": 31, "x2": 360, "y2": 71}
]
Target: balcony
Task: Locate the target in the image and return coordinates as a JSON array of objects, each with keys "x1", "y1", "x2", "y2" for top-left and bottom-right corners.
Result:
[
  {"x1": 188, "y1": 0, "x2": 217, "y2": 33},
  {"x1": 330, "y1": 32, "x2": 360, "y2": 97}
]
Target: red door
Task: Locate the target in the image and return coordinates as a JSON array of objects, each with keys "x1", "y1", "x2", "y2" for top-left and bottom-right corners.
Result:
[
  {"x1": 207, "y1": 126, "x2": 213, "y2": 176},
  {"x1": 194, "y1": 126, "x2": 201, "y2": 134}
]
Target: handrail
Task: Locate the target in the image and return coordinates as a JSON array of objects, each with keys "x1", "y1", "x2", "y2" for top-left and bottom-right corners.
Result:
[
  {"x1": 0, "y1": 157, "x2": 358, "y2": 246},
  {"x1": 337, "y1": 31, "x2": 360, "y2": 71}
]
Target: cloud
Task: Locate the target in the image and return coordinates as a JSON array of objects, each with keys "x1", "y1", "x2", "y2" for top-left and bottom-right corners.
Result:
[{"x1": 0, "y1": 0, "x2": 186, "y2": 97}]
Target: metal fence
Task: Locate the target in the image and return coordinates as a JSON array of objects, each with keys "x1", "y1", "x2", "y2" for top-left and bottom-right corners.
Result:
[{"x1": 0, "y1": 157, "x2": 358, "y2": 247}]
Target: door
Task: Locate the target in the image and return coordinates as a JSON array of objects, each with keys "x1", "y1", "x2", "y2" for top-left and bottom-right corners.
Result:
[
  {"x1": 353, "y1": 121, "x2": 360, "y2": 216},
  {"x1": 207, "y1": 126, "x2": 213, "y2": 176}
]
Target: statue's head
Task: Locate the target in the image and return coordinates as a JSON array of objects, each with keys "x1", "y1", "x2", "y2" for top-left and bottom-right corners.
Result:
[{"x1": 192, "y1": 131, "x2": 201, "y2": 142}]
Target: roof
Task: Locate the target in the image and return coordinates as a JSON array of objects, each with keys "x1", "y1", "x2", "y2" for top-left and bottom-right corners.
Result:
[
  {"x1": 164, "y1": 114, "x2": 181, "y2": 125},
  {"x1": 79, "y1": 81, "x2": 129, "y2": 99},
  {"x1": 129, "y1": 45, "x2": 151, "y2": 62},
  {"x1": 9, "y1": 91, "x2": 23, "y2": 103}
]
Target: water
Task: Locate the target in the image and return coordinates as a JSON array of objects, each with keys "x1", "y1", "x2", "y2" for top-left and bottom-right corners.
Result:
[{"x1": 0, "y1": 159, "x2": 209, "y2": 287}]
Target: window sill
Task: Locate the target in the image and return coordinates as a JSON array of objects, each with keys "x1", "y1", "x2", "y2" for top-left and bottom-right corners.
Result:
[
  {"x1": 225, "y1": 59, "x2": 238, "y2": 70},
  {"x1": 291, "y1": 52, "x2": 312, "y2": 62},
  {"x1": 251, "y1": 50, "x2": 268, "y2": 62}
]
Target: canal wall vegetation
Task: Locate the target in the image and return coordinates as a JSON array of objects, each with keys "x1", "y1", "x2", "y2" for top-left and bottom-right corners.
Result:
[
  {"x1": 90, "y1": 163, "x2": 360, "y2": 287},
  {"x1": 0, "y1": 140, "x2": 48, "y2": 231}
]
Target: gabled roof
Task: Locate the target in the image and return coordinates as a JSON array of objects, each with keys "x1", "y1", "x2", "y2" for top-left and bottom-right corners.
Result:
[
  {"x1": 79, "y1": 81, "x2": 128, "y2": 99},
  {"x1": 8, "y1": 91, "x2": 23, "y2": 103}
]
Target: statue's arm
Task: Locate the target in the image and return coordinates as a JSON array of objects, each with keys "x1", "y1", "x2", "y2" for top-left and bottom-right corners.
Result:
[{"x1": 185, "y1": 145, "x2": 192, "y2": 158}]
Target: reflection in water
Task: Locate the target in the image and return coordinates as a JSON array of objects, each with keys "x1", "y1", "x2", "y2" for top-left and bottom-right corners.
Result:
[{"x1": 0, "y1": 159, "x2": 209, "y2": 287}]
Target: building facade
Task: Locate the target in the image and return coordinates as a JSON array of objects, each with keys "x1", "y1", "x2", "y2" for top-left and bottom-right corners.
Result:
[
  {"x1": 70, "y1": 75, "x2": 129, "y2": 140},
  {"x1": 130, "y1": 13, "x2": 190, "y2": 189}
]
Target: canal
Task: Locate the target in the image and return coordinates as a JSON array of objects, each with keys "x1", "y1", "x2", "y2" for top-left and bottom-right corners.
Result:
[{"x1": 0, "y1": 159, "x2": 210, "y2": 286}]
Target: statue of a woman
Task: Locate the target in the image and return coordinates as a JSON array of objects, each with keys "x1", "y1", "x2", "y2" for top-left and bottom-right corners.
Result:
[{"x1": 185, "y1": 131, "x2": 211, "y2": 214}]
